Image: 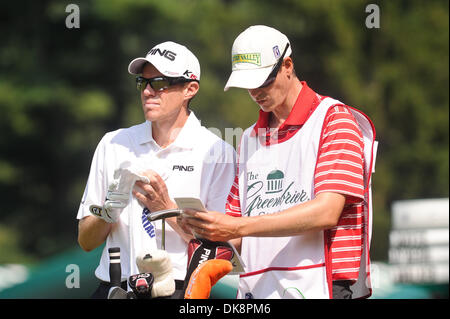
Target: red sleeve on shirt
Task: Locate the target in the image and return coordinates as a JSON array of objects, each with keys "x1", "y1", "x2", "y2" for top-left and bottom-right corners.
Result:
[
  {"x1": 314, "y1": 105, "x2": 365, "y2": 204},
  {"x1": 226, "y1": 140, "x2": 242, "y2": 217},
  {"x1": 225, "y1": 172, "x2": 242, "y2": 217}
]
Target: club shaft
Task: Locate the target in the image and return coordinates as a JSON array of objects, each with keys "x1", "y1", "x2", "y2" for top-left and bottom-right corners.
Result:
[{"x1": 162, "y1": 219, "x2": 165, "y2": 250}]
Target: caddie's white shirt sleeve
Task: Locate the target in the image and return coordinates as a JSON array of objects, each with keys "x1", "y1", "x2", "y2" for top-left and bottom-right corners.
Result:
[{"x1": 76, "y1": 133, "x2": 109, "y2": 220}]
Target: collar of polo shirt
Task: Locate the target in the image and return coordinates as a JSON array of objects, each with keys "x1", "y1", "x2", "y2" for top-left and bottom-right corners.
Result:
[{"x1": 136, "y1": 111, "x2": 200, "y2": 150}]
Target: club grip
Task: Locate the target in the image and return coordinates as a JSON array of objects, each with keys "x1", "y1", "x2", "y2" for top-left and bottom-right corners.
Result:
[{"x1": 108, "y1": 247, "x2": 121, "y2": 287}]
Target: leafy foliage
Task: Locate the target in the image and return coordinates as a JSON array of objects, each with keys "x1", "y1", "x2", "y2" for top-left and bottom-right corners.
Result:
[{"x1": 0, "y1": 0, "x2": 448, "y2": 261}]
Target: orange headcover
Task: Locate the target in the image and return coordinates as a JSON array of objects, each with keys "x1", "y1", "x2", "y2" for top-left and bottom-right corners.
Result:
[{"x1": 184, "y1": 259, "x2": 233, "y2": 299}]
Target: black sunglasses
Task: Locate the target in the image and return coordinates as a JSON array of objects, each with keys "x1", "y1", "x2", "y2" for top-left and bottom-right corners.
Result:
[
  {"x1": 259, "y1": 43, "x2": 290, "y2": 88},
  {"x1": 136, "y1": 76, "x2": 197, "y2": 92}
]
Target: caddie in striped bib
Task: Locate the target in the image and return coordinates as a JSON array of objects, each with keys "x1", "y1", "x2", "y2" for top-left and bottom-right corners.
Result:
[{"x1": 182, "y1": 25, "x2": 378, "y2": 299}]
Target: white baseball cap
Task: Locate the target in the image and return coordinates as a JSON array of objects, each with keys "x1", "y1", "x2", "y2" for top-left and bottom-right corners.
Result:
[
  {"x1": 224, "y1": 25, "x2": 292, "y2": 91},
  {"x1": 128, "y1": 41, "x2": 200, "y2": 81}
]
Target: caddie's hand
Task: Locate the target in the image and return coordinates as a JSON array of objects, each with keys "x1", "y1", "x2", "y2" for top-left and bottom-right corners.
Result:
[
  {"x1": 176, "y1": 213, "x2": 195, "y2": 237},
  {"x1": 133, "y1": 169, "x2": 177, "y2": 212},
  {"x1": 182, "y1": 209, "x2": 240, "y2": 242}
]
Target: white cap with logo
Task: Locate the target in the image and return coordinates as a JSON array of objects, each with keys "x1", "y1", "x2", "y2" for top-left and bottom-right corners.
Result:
[
  {"x1": 128, "y1": 41, "x2": 200, "y2": 81},
  {"x1": 224, "y1": 25, "x2": 292, "y2": 91}
]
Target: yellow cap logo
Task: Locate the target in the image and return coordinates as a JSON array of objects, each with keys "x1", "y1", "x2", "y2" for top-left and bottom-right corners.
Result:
[{"x1": 232, "y1": 53, "x2": 261, "y2": 66}]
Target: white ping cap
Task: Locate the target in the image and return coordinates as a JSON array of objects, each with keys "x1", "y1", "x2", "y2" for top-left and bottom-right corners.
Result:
[
  {"x1": 224, "y1": 25, "x2": 292, "y2": 91},
  {"x1": 128, "y1": 41, "x2": 200, "y2": 81}
]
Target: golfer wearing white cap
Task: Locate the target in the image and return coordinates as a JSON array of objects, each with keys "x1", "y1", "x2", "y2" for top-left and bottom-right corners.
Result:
[
  {"x1": 183, "y1": 26, "x2": 377, "y2": 299},
  {"x1": 77, "y1": 41, "x2": 236, "y2": 298}
]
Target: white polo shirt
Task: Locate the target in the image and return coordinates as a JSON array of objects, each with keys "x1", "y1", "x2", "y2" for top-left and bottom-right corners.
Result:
[{"x1": 77, "y1": 112, "x2": 236, "y2": 282}]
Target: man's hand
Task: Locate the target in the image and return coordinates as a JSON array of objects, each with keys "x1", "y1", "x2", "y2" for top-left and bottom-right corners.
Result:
[
  {"x1": 89, "y1": 161, "x2": 150, "y2": 223},
  {"x1": 133, "y1": 170, "x2": 177, "y2": 212},
  {"x1": 181, "y1": 210, "x2": 241, "y2": 242},
  {"x1": 89, "y1": 186, "x2": 129, "y2": 223},
  {"x1": 133, "y1": 169, "x2": 194, "y2": 243}
]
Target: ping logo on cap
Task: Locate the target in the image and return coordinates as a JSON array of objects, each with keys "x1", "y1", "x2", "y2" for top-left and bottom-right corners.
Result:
[
  {"x1": 147, "y1": 48, "x2": 177, "y2": 61},
  {"x1": 232, "y1": 53, "x2": 261, "y2": 66}
]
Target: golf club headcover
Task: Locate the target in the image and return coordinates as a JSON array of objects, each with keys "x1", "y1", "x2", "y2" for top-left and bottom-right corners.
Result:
[
  {"x1": 184, "y1": 259, "x2": 233, "y2": 299},
  {"x1": 136, "y1": 250, "x2": 175, "y2": 298},
  {"x1": 182, "y1": 238, "x2": 234, "y2": 294},
  {"x1": 128, "y1": 273, "x2": 154, "y2": 299}
]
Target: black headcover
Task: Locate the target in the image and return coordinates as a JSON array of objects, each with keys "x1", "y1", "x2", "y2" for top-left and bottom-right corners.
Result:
[{"x1": 128, "y1": 272, "x2": 154, "y2": 299}]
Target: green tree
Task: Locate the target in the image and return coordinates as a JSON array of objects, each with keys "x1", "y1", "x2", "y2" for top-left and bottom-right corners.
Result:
[{"x1": 0, "y1": 0, "x2": 447, "y2": 263}]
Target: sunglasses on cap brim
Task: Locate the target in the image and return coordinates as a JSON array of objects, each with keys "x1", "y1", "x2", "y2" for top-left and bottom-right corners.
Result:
[
  {"x1": 136, "y1": 76, "x2": 198, "y2": 92},
  {"x1": 258, "y1": 43, "x2": 290, "y2": 89}
]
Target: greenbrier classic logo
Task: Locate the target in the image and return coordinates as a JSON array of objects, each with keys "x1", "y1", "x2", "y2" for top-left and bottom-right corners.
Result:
[
  {"x1": 266, "y1": 169, "x2": 284, "y2": 194},
  {"x1": 232, "y1": 53, "x2": 261, "y2": 66},
  {"x1": 245, "y1": 169, "x2": 310, "y2": 216}
]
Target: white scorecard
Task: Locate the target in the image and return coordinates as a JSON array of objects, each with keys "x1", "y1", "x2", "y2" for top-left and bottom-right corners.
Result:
[
  {"x1": 174, "y1": 197, "x2": 246, "y2": 273},
  {"x1": 174, "y1": 197, "x2": 207, "y2": 212}
]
